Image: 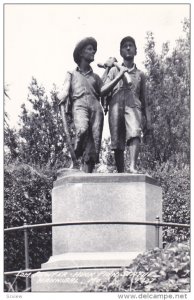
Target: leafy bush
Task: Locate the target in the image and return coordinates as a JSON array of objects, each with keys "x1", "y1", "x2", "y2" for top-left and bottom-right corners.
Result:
[
  {"x1": 84, "y1": 241, "x2": 190, "y2": 292},
  {"x1": 4, "y1": 163, "x2": 53, "y2": 273}
]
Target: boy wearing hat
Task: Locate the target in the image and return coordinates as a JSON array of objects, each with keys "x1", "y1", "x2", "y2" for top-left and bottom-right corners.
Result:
[
  {"x1": 101, "y1": 36, "x2": 151, "y2": 173},
  {"x1": 58, "y1": 37, "x2": 104, "y2": 173}
]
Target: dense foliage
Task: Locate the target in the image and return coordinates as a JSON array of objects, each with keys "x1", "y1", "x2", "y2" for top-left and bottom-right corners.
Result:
[
  {"x1": 4, "y1": 19, "x2": 190, "y2": 291},
  {"x1": 142, "y1": 19, "x2": 190, "y2": 166},
  {"x1": 4, "y1": 163, "x2": 52, "y2": 269},
  {"x1": 18, "y1": 77, "x2": 71, "y2": 169},
  {"x1": 4, "y1": 163, "x2": 52, "y2": 291}
]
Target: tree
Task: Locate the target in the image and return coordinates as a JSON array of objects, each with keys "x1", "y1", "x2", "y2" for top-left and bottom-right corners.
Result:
[
  {"x1": 18, "y1": 77, "x2": 70, "y2": 170},
  {"x1": 141, "y1": 18, "x2": 190, "y2": 167},
  {"x1": 4, "y1": 86, "x2": 20, "y2": 163}
]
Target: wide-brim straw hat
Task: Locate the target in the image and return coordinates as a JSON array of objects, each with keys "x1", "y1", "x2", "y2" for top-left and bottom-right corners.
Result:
[{"x1": 73, "y1": 37, "x2": 97, "y2": 64}]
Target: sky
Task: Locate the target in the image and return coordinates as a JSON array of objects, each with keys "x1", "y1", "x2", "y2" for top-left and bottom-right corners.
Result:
[{"x1": 4, "y1": 3, "x2": 190, "y2": 137}]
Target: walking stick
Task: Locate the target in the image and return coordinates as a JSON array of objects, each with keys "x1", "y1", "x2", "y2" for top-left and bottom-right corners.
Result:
[{"x1": 60, "y1": 103, "x2": 78, "y2": 169}]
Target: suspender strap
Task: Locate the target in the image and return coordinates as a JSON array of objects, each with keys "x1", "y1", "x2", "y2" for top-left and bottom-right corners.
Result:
[{"x1": 72, "y1": 70, "x2": 100, "y2": 101}]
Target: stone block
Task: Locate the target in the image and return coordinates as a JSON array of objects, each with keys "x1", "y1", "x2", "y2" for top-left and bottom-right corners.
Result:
[
  {"x1": 31, "y1": 172, "x2": 162, "y2": 292},
  {"x1": 52, "y1": 173, "x2": 162, "y2": 255},
  {"x1": 31, "y1": 252, "x2": 140, "y2": 292}
]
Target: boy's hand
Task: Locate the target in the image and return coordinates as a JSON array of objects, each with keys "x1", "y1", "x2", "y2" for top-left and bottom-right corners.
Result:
[
  {"x1": 118, "y1": 66, "x2": 129, "y2": 76},
  {"x1": 104, "y1": 57, "x2": 117, "y2": 68}
]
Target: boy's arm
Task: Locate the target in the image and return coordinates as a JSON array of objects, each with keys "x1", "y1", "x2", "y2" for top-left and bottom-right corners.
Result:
[
  {"x1": 101, "y1": 66, "x2": 128, "y2": 96},
  {"x1": 57, "y1": 71, "x2": 72, "y2": 105},
  {"x1": 98, "y1": 56, "x2": 118, "y2": 83}
]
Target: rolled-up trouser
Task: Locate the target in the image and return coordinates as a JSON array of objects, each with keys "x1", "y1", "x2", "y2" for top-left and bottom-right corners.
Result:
[
  {"x1": 72, "y1": 96, "x2": 104, "y2": 164},
  {"x1": 109, "y1": 92, "x2": 142, "y2": 151}
]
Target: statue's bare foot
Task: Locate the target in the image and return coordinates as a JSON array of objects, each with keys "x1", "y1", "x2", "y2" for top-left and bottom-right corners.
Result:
[
  {"x1": 69, "y1": 161, "x2": 80, "y2": 170},
  {"x1": 129, "y1": 167, "x2": 138, "y2": 174}
]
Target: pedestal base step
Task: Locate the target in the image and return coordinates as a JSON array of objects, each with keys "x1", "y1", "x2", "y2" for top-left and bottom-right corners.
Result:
[{"x1": 31, "y1": 252, "x2": 140, "y2": 292}]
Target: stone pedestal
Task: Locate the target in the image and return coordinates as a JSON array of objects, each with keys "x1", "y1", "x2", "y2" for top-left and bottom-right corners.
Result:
[{"x1": 31, "y1": 172, "x2": 162, "y2": 292}]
